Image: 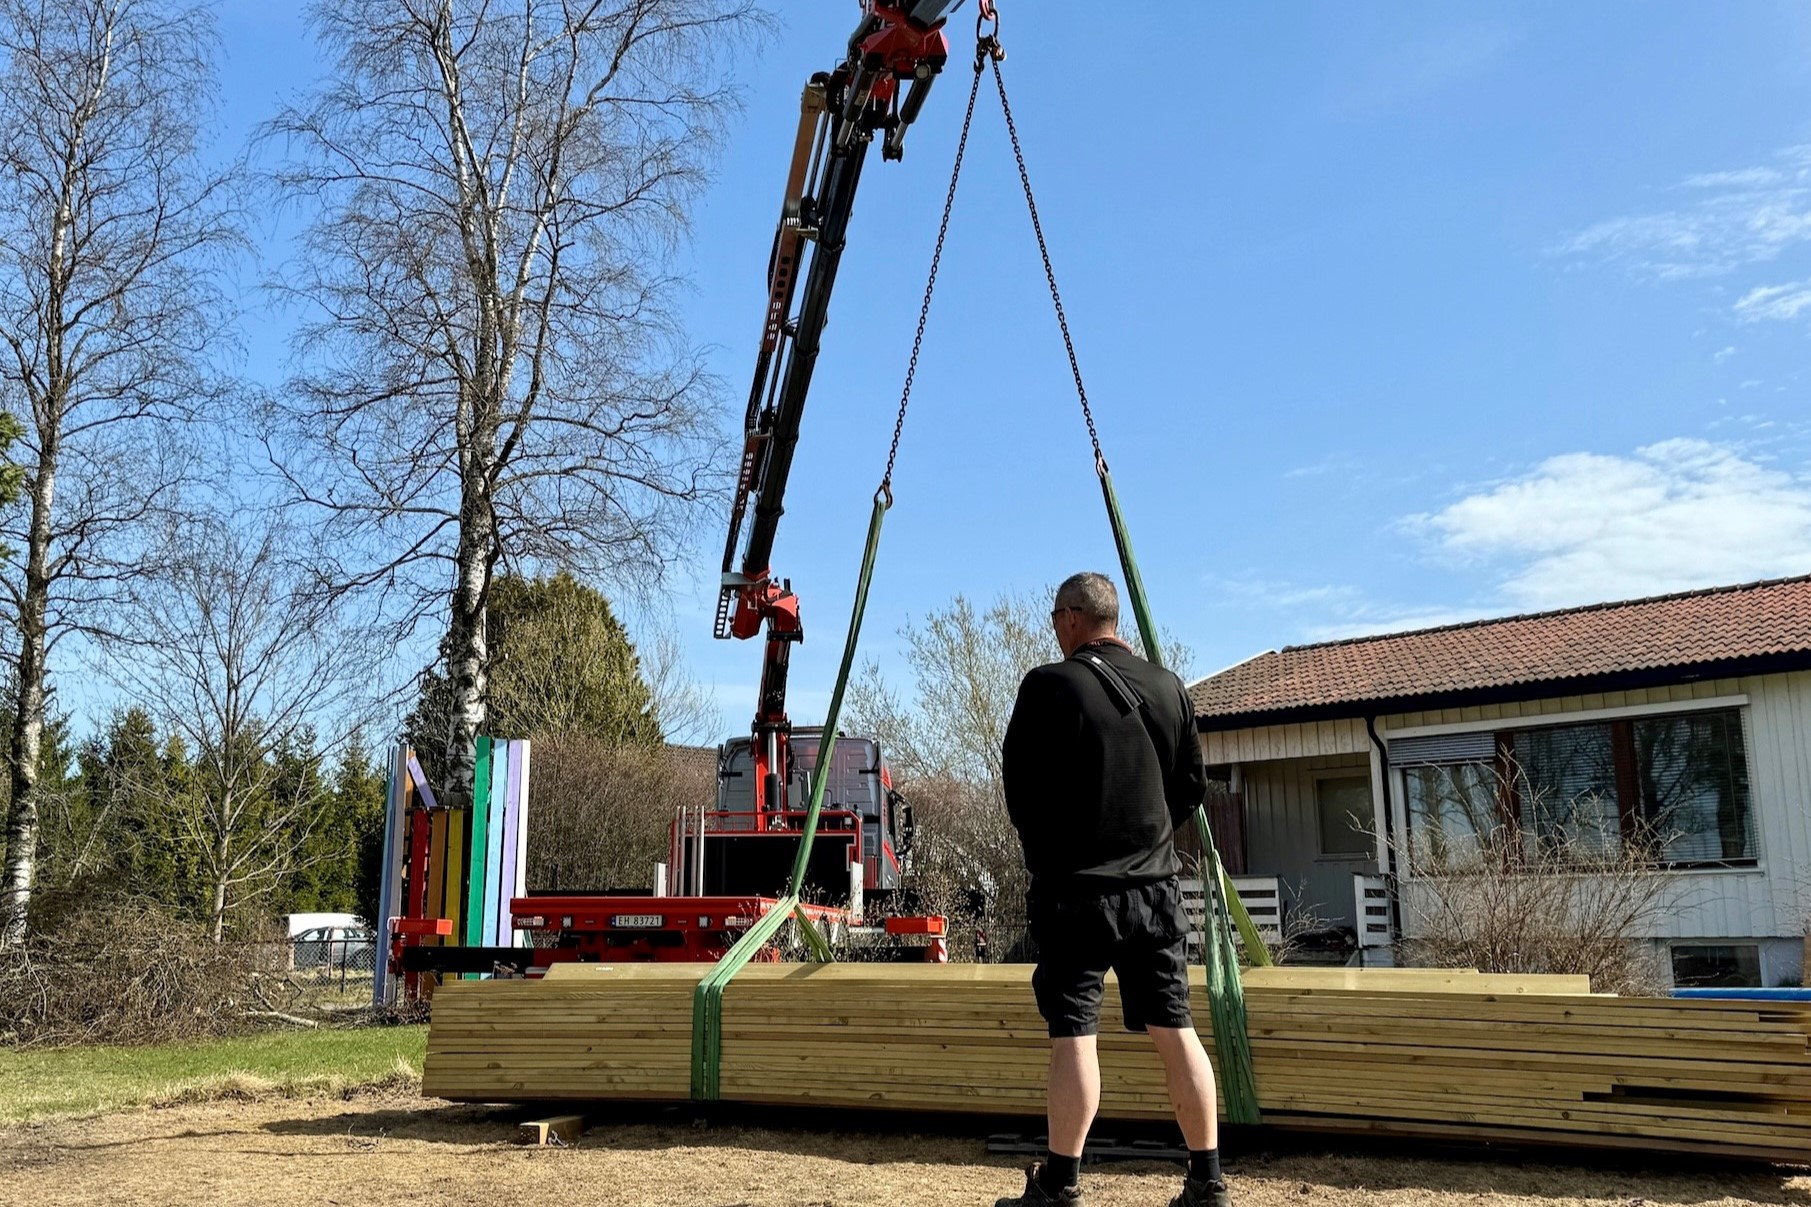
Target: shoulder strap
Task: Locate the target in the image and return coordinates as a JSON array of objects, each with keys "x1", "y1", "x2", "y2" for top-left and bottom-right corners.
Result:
[{"x1": 1070, "y1": 648, "x2": 1146, "y2": 721}]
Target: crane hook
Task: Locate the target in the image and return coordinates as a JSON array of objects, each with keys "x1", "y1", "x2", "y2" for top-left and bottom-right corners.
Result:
[{"x1": 976, "y1": 0, "x2": 1004, "y2": 62}]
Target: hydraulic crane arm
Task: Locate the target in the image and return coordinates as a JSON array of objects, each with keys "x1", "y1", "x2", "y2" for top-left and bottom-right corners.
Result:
[{"x1": 714, "y1": 2, "x2": 974, "y2": 817}]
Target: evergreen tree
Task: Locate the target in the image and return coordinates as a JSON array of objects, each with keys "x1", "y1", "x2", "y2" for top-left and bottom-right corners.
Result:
[
  {"x1": 408, "y1": 572, "x2": 661, "y2": 782},
  {"x1": 274, "y1": 731, "x2": 387, "y2": 920}
]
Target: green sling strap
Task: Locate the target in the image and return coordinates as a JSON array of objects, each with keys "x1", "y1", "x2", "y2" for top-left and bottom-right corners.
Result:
[
  {"x1": 1098, "y1": 463, "x2": 1263, "y2": 1124},
  {"x1": 691, "y1": 493, "x2": 889, "y2": 1100}
]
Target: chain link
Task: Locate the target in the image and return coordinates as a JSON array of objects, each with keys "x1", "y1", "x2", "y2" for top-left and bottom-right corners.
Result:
[
  {"x1": 988, "y1": 55, "x2": 1105, "y2": 473},
  {"x1": 878, "y1": 51, "x2": 988, "y2": 502}
]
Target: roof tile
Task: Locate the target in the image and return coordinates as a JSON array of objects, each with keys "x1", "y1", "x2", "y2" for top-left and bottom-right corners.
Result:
[{"x1": 1191, "y1": 575, "x2": 1811, "y2": 722}]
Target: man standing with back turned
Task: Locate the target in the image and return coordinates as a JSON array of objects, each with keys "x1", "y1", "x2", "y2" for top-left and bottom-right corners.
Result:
[{"x1": 995, "y1": 572, "x2": 1228, "y2": 1207}]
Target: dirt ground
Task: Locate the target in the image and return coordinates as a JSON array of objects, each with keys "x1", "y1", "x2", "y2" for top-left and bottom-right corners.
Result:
[{"x1": 1, "y1": 1088, "x2": 1806, "y2": 1207}]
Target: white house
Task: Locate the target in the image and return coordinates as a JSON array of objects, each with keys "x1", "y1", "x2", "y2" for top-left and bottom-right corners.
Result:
[{"x1": 1189, "y1": 575, "x2": 1811, "y2": 989}]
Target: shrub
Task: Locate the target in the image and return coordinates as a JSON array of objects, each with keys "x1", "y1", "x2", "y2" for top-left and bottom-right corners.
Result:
[
  {"x1": 1396, "y1": 830, "x2": 1674, "y2": 995},
  {"x1": 525, "y1": 737, "x2": 716, "y2": 892},
  {"x1": 0, "y1": 902, "x2": 273, "y2": 1047}
]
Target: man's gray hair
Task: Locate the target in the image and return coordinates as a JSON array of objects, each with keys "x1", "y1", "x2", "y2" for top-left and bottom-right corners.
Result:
[{"x1": 1054, "y1": 572, "x2": 1120, "y2": 626}]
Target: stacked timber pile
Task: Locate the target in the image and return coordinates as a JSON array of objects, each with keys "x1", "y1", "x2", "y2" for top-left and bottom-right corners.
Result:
[
  {"x1": 423, "y1": 964, "x2": 1811, "y2": 1161},
  {"x1": 426, "y1": 965, "x2": 700, "y2": 1102}
]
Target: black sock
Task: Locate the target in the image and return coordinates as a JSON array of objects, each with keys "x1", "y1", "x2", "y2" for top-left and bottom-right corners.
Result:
[
  {"x1": 1188, "y1": 1148, "x2": 1222, "y2": 1185},
  {"x1": 1040, "y1": 1152, "x2": 1082, "y2": 1193}
]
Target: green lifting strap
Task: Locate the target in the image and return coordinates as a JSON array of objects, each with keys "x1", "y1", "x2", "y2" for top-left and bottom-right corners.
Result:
[
  {"x1": 979, "y1": 34, "x2": 1265, "y2": 1123},
  {"x1": 692, "y1": 43, "x2": 983, "y2": 1102},
  {"x1": 1097, "y1": 464, "x2": 1263, "y2": 1124},
  {"x1": 784, "y1": 494, "x2": 887, "y2": 905},
  {"x1": 691, "y1": 493, "x2": 889, "y2": 1100},
  {"x1": 1098, "y1": 467, "x2": 1273, "y2": 967}
]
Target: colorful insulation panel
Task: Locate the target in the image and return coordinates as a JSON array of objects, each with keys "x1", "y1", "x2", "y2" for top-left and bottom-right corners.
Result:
[{"x1": 372, "y1": 737, "x2": 533, "y2": 1005}]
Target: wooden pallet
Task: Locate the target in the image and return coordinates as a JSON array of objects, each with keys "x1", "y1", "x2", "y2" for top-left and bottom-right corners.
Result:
[{"x1": 422, "y1": 964, "x2": 1811, "y2": 1160}]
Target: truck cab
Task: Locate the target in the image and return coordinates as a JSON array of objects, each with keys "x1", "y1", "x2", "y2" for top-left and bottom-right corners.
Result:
[{"x1": 684, "y1": 728, "x2": 914, "y2": 902}]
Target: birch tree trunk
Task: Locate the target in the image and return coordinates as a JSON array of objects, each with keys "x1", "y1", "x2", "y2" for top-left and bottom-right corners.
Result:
[
  {"x1": 2, "y1": 454, "x2": 54, "y2": 938},
  {"x1": 445, "y1": 478, "x2": 497, "y2": 804},
  {"x1": 0, "y1": 0, "x2": 236, "y2": 943}
]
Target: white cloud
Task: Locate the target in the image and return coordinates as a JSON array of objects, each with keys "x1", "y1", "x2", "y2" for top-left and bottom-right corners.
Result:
[
  {"x1": 1713, "y1": 345, "x2": 1738, "y2": 363},
  {"x1": 1413, "y1": 438, "x2": 1811, "y2": 609},
  {"x1": 1559, "y1": 145, "x2": 1811, "y2": 279},
  {"x1": 1213, "y1": 572, "x2": 1489, "y2": 644},
  {"x1": 1682, "y1": 167, "x2": 1786, "y2": 190},
  {"x1": 1735, "y1": 280, "x2": 1811, "y2": 323}
]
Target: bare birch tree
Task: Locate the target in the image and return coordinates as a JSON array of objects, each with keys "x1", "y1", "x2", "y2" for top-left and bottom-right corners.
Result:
[
  {"x1": 261, "y1": 0, "x2": 763, "y2": 808},
  {"x1": 105, "y1": 519, "x2": 382, "y2": 940},
  {"x1": 0, "y1": 0, "x2": 237, "y2": 943}
]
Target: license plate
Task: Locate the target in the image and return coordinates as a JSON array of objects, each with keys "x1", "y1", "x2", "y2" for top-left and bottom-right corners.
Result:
[{"x1": 611, "y1": 914, "x2": 664, "y2": 929}]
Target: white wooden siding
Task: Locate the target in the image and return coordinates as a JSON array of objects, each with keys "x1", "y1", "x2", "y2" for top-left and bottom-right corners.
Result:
[
  {"x1": 1380, "y1": 671, "x2": 1811, "y2": 944},
  {"x1": 1202, "y1": 717, "x2": 1369, "y2": 764},
  {"x1": 1202, "y1": 670, "x2": 1811, "y2": 949}
]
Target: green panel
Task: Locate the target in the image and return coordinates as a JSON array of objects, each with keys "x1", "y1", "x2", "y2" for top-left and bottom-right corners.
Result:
[{"x1": 463, "y1": 736, "x2": 493, "y2": 953}]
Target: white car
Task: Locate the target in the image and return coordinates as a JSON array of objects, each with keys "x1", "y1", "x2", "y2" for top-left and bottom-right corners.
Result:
[{"x1": 286, "y1": 913, "x2": 375, "y2": 971}]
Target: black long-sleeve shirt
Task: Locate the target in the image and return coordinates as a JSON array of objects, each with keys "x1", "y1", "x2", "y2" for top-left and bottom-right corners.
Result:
[{"x1": 1001, "y1": 639, "x2": 1208, "y2": 895}]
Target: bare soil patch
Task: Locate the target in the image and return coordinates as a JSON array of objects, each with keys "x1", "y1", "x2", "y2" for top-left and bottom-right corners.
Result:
[{"x1": 0, "y1": 1089, "x2": 1805, "y2": 1207}]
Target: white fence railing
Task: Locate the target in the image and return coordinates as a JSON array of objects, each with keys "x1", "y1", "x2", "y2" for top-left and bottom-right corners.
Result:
[
  {"x1": 1354, "y1": 872, "x2": 1393, "y2": 948},
  {"x1": 1180, "y1": 874, "x2": 1285, "y2": 958}
]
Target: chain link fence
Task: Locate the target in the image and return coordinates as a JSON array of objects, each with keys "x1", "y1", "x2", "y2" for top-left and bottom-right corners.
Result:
[{"x1": 243, "y1": 936, "x2": 379, "y2": 1018}]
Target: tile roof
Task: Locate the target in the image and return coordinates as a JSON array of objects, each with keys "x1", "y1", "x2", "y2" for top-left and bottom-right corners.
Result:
[
  {"x1": 664, "y1": 743, "x2": 720, "y2": 779},
  {"x1": 1190, "y1": 575, "x2": 1811, "y2": 727}
]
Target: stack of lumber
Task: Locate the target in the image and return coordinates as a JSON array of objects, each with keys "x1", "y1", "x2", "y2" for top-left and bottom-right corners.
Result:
[
  {"x1": 425, "y1": 965, "x2": 702, "y2": 1102},
  {"x1": 423, "y1": 964, "x2": 1811, "y2": 1161}
]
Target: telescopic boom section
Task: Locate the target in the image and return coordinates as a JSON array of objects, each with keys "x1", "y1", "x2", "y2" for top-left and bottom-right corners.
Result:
[{"x1": 714, "y1": 2, "x2": 962, "y2": 816}]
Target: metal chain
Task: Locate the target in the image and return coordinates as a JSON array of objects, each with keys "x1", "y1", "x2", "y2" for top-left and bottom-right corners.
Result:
[
  {"x1": 987, "y1": 55, "x2": 1105, "y2": 473},
  {"x1": 878, "y1": 43, "x2": 992, "y2": 503}
]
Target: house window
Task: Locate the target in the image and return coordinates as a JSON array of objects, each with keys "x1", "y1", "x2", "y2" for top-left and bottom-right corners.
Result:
[
  {"x1": 1670, "y1": 944, "x2": 1762, "y2": 989},
  {"x1": 1315, "y1": 775, "x2": 1373, "y2": 858},
  {"x1": 1636, "y1": 710, "x2": 1756, "y2": 866},
  {"x1": 1513, "y1": 723, "x2": 1623, "y2": 860},
  {"x1": 1397, "y1": 707, "x2": 1758, "y2": 871},
  {"x1": 1402, "y1": 762, "x2": 1499, "y2": 869},
  {"x1": 1509, "y1": 708, "x2": 1757, "y2": 868}
]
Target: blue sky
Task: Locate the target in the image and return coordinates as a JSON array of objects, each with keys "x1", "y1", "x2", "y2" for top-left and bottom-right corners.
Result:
[{"x1": 206, "y1": 2, "x2": 1811, "y2": 737}]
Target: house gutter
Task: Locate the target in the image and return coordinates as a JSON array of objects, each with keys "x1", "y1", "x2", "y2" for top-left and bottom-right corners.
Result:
[{"x1": 1365, "y1": 715, "x2": 1402, "y2": 938}]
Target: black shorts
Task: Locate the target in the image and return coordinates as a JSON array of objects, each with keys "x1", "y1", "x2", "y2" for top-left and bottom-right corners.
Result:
[{"x1": 1026, "y1": 877, "x2": 1194, "y2": 1039}]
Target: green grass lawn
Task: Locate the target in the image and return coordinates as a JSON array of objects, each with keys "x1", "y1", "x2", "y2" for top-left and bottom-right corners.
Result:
[{"x1": 0, "y1": 1025, "x2": 428, "y2": 1123}]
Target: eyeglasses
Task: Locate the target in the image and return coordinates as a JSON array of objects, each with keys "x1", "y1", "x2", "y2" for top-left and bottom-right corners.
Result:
[{"x1": 1050, "y1": 606, "x2": 1078, "y2": 623}]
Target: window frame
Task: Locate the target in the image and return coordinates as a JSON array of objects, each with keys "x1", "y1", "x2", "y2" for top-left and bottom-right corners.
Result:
[
  {"x1": 1311, "y1": 771, "x2": 1375, "y2": 862},
  {"x1": 1669, "y1": 942, "x2": 1763, "y2": 989},
  {"x1": 1388, "y1": 697, "x2": 1763, "y2": 877}
]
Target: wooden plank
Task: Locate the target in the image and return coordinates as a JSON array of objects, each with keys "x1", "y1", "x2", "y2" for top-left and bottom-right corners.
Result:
[
  {"x1": 426, "y1": 810, "x2": 449, "y2": 946},
  {"x1": 372, "y1": 746, "x2": 407, "y2": 1005},
  {"x1": 444, "y1": 807, "x2": 467, "y2": 947},
  {"x1": 484, "y1": 739, "x2": 510, "y2": 947},
  {"x1": 465, "y1": 737, "x2": 493, "y2": 951},
  {"x1": 1241, "y1": 967, "x2": 1591, "y2": 994},
  {"x1": 510, "y1": 741, "x2": 531, "y2": 943},
  {"x1": 421, "y1": 962, "x2": 1811, "y2": 1160}
]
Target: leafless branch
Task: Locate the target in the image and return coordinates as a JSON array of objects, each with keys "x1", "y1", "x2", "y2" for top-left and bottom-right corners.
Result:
[{"x1": 257, "y1": 0, "x2": 767, "y2": 802}]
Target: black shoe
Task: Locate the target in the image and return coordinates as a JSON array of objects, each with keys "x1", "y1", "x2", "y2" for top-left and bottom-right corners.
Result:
[
  {"x1": 995, "y1": 1162, "x2": 1084, "y2": 1206},
  {"x1": 1168, "y1": 1175, "x2": 1230, "y2": 1207}
]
